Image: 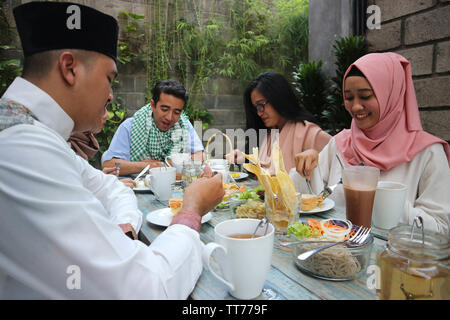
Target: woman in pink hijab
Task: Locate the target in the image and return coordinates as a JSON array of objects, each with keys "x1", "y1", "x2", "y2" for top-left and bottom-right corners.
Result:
[{"x1": 294, "y1": 52, "x2": 450, "y2": 235}]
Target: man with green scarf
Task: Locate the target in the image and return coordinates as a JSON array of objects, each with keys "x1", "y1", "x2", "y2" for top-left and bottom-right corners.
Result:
[{"x1": 103, "y1": 80, "x2": 204, "y2": 175}]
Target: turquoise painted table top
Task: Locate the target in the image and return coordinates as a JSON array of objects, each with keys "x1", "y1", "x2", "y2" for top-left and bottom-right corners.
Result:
[{"x1": 136, "y1": 177, "x2": 386, "y2": 300}]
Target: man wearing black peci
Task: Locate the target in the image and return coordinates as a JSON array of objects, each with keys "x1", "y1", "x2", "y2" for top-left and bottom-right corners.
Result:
[{"x1": 0, "y1": 1, "x2": 223, "y2": 299}]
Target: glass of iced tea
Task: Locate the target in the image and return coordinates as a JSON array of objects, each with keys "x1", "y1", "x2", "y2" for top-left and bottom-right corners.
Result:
[
  {"x1": 377, "y1": 223, "x2": 450, "y2": 300},
  {"x1": 342, "y1": 165, "x2": 380, "y2": 228},
  {"x1": 264, "y1": 195, "x2": 298, "y2": 233}
]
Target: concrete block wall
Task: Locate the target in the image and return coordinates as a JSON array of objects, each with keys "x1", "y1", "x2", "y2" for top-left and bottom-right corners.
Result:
[
  {"x1": 3, "y1": 0, "x2": 245, "y2": 136},
  {"x1": 366, "y1": 0, "x2": 450, "y2": 142}
]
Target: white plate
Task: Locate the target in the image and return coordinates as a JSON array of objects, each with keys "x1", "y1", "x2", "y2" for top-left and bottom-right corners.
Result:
[
  {"x1": 146, "y1": 208, "x2": 213, "y2": 227},
  {"x1": 133, "y1": 179, "x2": 152, "y2": 192},
  {"x1": 133, "y1": 186, "x2": 152, "y2": 192},
  {"x1": 299, "y1": 198, "x2": 335, "y2": 215},
  {"x1": 230, "y1": 172, "x2": 249, "y2": 180}
]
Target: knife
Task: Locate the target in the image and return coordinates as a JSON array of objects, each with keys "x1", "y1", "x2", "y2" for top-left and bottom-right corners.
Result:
[{"x1": 134, "y1": 164, "x2": 150, "y2": 182}]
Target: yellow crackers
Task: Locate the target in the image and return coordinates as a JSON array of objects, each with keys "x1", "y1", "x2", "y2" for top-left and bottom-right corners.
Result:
[{"x1": 243, "y1": 142, "x2": 299, "y2": 230}]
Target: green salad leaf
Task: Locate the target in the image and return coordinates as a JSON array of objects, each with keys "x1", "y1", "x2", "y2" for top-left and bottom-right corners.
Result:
[
  {"x1": 287, "y1": 222, "x2": 314, "y2": 239},
  {"x1": 237, "y1": 185, "x2": 264, "y2": 200},
  {"x1": 216, "y1": 202, "x2": 229, "y2": 209},
  {"x1": 254, "y1": 185, "x2": 264, "y2": 192}
]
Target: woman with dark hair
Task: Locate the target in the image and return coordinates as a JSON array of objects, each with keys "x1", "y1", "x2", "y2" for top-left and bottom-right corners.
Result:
[
  {"x1": 294, "y1": 53, "x2": 450, "y2": 235},
  {"x1": 229, "y1": 72, "x2": 331, "y2": 174}
]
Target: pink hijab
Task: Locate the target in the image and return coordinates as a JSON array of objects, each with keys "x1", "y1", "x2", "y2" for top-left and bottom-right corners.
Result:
[{"x1": 335, "y1": 52, "x2": 450, "y2": 170}]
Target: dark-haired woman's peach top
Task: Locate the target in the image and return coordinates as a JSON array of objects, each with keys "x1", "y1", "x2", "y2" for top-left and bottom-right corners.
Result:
[{"x1": 259, "y1": 121, "x2": 331, "y2": 175}]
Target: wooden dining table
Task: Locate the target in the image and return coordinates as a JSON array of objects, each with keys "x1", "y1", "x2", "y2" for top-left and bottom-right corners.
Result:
[{"x1": 135, "y1": 176, "x2": 388, "y2": 300}]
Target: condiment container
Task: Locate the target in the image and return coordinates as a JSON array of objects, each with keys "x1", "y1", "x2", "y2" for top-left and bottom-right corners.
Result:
[{"x1": 376, "y1": 217, "x2": 450, "y2": 300}]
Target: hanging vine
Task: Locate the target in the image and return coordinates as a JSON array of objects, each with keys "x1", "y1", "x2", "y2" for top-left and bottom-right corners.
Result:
[{"x1": 115, "y1": 0, "x2": 309, "y2": 128}]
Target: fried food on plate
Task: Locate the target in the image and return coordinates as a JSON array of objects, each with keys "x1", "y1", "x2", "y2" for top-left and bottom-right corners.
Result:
[
  {"x1": 301, "y1": 194, "x2": 324, "y2": 211},
  {"x1": 169, "y1": 198, "x2": 183, "y2": 215}
]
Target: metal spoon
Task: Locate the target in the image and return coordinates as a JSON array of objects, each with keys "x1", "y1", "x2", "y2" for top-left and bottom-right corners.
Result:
[
  {"x1": 279, "y1": 240, "x2": 336, "y2": 247},
  {"x1": 252, "y1": 217, "x2": 269, "y2": 238}
]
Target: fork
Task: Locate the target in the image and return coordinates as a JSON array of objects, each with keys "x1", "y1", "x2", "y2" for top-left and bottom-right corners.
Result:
[
  {"x1": 318, "y1": 178, "x2": 342, "y2": 200},
  {"x1": 297, "y1": 226, "x2": 371, "y2": 261},
  {"x1": 304, "y1": 170, "x2": 314, "y2": 195}
]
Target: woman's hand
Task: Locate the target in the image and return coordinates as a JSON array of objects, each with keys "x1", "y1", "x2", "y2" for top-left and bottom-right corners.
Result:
[
  {"x1": 225, "y1": 149, "x2": 245, "y2": 164},
  {"x1": 294, "y1": 149, "x2": 319, "y2": 178}
]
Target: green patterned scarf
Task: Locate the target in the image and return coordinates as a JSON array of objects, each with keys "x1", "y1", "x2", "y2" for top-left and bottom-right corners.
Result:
[
  {"x1": 130, "y1": 104, "x2": 191, "y2": 161},
  {"x1": 0, "y1": 99, "x2": 37, "y2": 132}
]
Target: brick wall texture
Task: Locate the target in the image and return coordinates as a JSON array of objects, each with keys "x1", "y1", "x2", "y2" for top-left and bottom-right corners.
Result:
[{"x1": 366, "y1": 0, "x2": 450, "y2": 142}]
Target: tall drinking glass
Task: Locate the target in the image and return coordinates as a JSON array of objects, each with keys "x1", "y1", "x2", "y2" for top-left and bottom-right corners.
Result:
[{"x1": 342, "y1": 166, "x2": 380, "y2": 228}]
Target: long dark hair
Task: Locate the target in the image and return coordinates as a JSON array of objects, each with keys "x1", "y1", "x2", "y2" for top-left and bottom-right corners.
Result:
[{"x1": 244, "y1": 72, "x2": 316, "y2": 131}]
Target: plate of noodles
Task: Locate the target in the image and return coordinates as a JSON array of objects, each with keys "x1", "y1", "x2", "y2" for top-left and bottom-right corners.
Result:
[
  {"x1": 287, "y1": 218, "x2": 374, "y2": 281},
  {"x1": 232, "y1": 199, "x2": 266, "y2": 220}
]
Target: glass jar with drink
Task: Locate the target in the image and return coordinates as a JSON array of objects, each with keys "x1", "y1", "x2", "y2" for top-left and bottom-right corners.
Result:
[
  {"x1": 376, "y1": 217, "x2": 450, "y2": 300},
  {"x1": 181, "y1": 160, "x2": 203, "y2": 185},
  {"x1": 264, "y1": 195, "x2": 298, "y2": 234}
]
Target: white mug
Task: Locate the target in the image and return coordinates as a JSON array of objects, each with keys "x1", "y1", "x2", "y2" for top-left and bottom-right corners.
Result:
[
  {"x1": 372, "y1": 181, "x2": 407, "y2": 230},
  {"x1": 203, "y1": 219, "x2": 274, "y2": 299},
  {"x1": 148, "y1": 167, "x2": 176, "y2": 201}
]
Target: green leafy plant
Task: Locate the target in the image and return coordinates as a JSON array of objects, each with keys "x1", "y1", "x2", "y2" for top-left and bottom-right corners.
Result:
[
  {"x1": 216, "y1": 0, "x2": 272, "y2": 83},
  {"x1": 99, "y1": 1, "x2": 311, "y2": 134},
  {"x1": 117, "y1": 10, "x2": 147, "y2": 66},
  {"x1": 176, "y1": 17, "x2": 224, "y2": 106},
  {"x1": 274, "y1": 0, "x2": 309, "y2": 74},
  {"x1": 292, "y1": 35, "x2": 368, "y2": 135},
  {"x1": 0, "y1": 0, "x2": 22, "y2": 96},
  {"x1": 184, "y1": 102, "x2": 214, "y2": 130},
  {"x1": 325, "y1": 35, "x2": 368, "y2": 134},
  {"x1": 215, "y1": 0, "x2": 309, "y2": 83},
  {"x1": 292, "y1": 61, "x2": 331, "y2": 130},
  {"x1": 0, "y1": 47, "x2": 21, "y2": 96}
]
